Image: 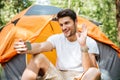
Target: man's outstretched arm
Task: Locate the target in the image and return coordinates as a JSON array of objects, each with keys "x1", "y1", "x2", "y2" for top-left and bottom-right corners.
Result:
[{"x1": 14, "y1": 40, "x2": 54, "y2": 54}]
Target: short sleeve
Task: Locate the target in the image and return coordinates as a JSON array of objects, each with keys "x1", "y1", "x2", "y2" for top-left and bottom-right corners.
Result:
[
  {"x1": 47, "y1": 34, "x2": 58, "y2": 48},
  {"x1": 86, "y1": 37, "x2": 99, "y2": 55}
]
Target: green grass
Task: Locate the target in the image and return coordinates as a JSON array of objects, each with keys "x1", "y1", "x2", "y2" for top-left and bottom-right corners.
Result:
[{"x1": 0, "y1": 64, "x2": 6, "y2": 80}]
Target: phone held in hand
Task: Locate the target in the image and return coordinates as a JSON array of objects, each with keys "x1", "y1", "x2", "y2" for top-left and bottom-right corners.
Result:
[{"x1": 25, "y1": 41, "x2": 32, "y2": 50}]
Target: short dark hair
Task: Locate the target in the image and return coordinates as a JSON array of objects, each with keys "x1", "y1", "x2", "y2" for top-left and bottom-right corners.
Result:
[{"x1": 57, "y1": 9, "x2": 77, "y2": 22}]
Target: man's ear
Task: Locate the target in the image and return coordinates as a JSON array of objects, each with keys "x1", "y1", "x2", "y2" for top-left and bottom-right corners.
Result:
[
  {"x1": 75, "y1": 19, "x2": 78, "y2": 25},
  {"x1": 76, "y1": 18, "x2": 78, "y2": 22}
]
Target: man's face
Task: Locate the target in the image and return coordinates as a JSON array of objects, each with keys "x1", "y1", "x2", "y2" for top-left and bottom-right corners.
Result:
[{"x1": 58, "y1": 16, "x2": 77, "y2": 38}]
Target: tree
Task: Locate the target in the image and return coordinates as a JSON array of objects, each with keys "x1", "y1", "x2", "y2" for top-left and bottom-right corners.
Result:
[
  {"x1": 116, "y1": 0, "x2": 120, "y2": 42},
  {"x1": 0, "y1": 0, "x2": 33, "y2": 31}
]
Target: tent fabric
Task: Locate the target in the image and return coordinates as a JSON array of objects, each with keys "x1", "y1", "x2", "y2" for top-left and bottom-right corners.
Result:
[
  {"x1": 0, "y1": 4, "x2": 120, "y2": 80},
  {"x1": 25, "y1": 5, "x2": 62, "y2": 15},
  {"x1": 3, "y1": 54, "x2": 26, "y2": 80},
  {"x1": 0, "y1": 4, "x2": 120, "y2": 64},
  {"x1": 77, "y1": 17, "x2": 120, "y2": 55},
  {"x1": 97, "y1": 42, "x2": 120, "y2": 80},
  {"x1": 0, "y1": 16, "x2": 120, "y2": 63}
]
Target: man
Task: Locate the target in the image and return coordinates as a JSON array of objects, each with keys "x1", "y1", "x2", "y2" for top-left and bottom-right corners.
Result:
[{"x1": 14, "y1": 9, "x2": 101, "y2": 80}]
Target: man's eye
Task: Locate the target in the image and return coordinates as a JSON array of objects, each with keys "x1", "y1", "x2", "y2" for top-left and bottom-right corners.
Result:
[
  {"x1": 60, "y1": 24, "x2": 63, "y2": 27},
  {"x1": 65, "y1": 22, "x2": 69, "y2": 25}
]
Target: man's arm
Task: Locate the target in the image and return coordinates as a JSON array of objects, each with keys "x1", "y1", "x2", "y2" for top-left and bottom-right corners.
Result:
[
  {"x1": 14, "y1": 40, "x2": 54, "y2": 54},
  {"x1": 81, "y1": 48, "x2": 97, "y2": 71},
  {"x1": 76, "y1": 24, "x2": 98, "y2": 72}
]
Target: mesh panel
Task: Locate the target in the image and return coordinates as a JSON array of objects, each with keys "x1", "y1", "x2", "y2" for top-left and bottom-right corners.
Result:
[{"x1": 25, "y1": 5, "x2": 62, "y2": 15}]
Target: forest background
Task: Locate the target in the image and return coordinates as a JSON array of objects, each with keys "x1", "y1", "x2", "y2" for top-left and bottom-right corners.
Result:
[{"x1": 0, "y1": 0, "x2": 120, "y2": 46}]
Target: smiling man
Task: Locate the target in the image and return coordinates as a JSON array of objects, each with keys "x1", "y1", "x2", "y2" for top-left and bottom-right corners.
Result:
[{"x1": 14, "y1": 9, "x2": 101, "y2": 80}]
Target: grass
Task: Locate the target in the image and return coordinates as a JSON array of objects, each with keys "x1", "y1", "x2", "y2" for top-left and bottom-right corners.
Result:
[{"x1": 0, "y1": 64, "x2": 6, "y2": 80}]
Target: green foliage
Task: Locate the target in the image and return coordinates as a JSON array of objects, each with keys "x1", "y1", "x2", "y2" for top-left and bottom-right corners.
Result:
[
  {"x1": 0, "y1": 64, "x2": 6, "y2": 79},
  {"x1": 0, "y1": 0, "x2": 33, "y2": 30},
  {"x1": 50, "y1": 0, "x2": 119, "y2": 46}
]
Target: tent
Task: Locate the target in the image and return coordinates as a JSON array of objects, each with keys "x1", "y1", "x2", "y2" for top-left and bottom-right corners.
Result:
[{"x1": 0, "y1": 5, "x2": 120, "y2": 80}]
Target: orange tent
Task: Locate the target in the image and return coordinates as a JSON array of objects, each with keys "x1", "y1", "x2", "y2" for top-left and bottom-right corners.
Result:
[{"x1": 0, "y1": 5, "x2": 120, "y2": 80}]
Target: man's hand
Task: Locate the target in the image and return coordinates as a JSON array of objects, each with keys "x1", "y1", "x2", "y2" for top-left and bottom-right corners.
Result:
[
  {"x1": 76, "y1": 24, "x2": 87, "y2": 46},
  {"x1": 14, "y1": 39, "x2": 28, "y2": 54}
]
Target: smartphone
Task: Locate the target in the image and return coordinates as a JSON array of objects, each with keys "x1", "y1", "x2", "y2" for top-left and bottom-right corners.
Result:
[{"x1": 25, "y1": 41, "x2": 32, "y2": 50}]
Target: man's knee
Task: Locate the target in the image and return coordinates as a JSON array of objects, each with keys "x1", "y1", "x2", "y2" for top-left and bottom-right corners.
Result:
[
  {"x1": 22, "y1": 54, "x2": 50, "y2": 80},
  {"x1": 32, "y1": 54, "x2": 49, "y2": 68},
  {"x1": 81, "y1": 67, "x2": 101, "y2": 80},
  {"x1": 33, "y1": 54, "x2": 48, "y2": 62},
  {"x1": 88, "y1": 68, "x2": 101, "y2": 78},
  {"x1": 88, "y1": 67, "x2": 101, "y2": 75}
]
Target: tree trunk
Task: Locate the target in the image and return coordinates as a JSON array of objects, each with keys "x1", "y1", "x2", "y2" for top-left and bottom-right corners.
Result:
[
  {"x1": 68, "y1": 0, "x2": 71, "y2": 8},
  {"x1": 116, "y1": 0, "x2": 120, "y2": 41}
]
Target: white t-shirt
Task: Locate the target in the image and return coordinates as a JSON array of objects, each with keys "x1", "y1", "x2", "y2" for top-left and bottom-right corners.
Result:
[{"x1": 47, "y1": 33, "x2": 99, "y2": 72}]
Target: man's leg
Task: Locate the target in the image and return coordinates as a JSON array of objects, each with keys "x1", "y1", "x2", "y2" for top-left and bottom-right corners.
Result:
[
  {"x1": 74, "y1": 68, "x2": 101, "y2": 80},
  {"x1": 81, "y1": 68, "x2": 101, "y2": 80},
  {"x1": 21, "y1": 54, "x2": 50, "y2": 80}
]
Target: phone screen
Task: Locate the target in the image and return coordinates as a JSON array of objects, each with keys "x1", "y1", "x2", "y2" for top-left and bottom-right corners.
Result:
[{"x1": 25, "y1": 41, "x2": 32, "y2": 50}]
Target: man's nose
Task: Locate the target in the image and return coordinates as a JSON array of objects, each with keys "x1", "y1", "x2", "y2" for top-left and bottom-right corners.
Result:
[{"x1": 62, "y1": 24, "x2": 67, "y2": 30}]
